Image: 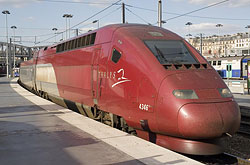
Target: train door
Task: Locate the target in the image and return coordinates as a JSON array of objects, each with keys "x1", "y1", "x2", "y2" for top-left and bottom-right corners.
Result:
[
  {"x1": 226, "y1": 64, "x2": 232, "y2": 78},
  {"x1": 92, "y1": 48, "x2": 100, "y2": 105},
  {"x1": 106, "y1": 47, "x2": 129, "y2": 116}
]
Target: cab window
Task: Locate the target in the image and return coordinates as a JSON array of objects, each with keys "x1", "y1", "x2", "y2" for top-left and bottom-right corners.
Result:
[
  {"x1": 111, "y1": 48, "x2": 121, "y2": 63},
  {"x1": 144, "y1": 40, "x2": 198, "y2": 65}
]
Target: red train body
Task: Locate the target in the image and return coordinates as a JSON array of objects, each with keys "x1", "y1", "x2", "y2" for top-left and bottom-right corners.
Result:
[{"x1": 19, "y1": 24, "x2": 241, "y2": 155}]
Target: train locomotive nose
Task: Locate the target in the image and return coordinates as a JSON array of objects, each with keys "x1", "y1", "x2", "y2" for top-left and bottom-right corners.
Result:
[{"x1": 178, "y1": 101, "x2": 241, "y2": 139}]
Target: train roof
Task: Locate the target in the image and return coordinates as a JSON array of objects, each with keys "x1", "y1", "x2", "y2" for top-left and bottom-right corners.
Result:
[
  {"x1": 54, "y1": 23, "x2": 182, "y2": 46},
  {"x1": 38, "y1": 24, "x2": 183, "y2": 57}
]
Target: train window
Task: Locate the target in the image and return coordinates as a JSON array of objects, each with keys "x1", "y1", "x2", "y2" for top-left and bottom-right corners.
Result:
[
  {"x1": 68, "y1": 41, "x2": 71, "y2": 50},
  {"x1": 60, "y1": 44, "x2": 63, "y2": 52},
  {"x1": 245, "y1": 65, "x2": 248, "y2": 70},
  {"x1": 69, "y1": 40, "x2": 72, "y2": 49},
  {"x1": 208, "y1": 61, "x2": 212, "y2": 65},
  {"x1": 111, "y1": 48, "x2": 122, "y2": 63},
  {"x1": 69, "y1": 41, "x2": 73, "y2": 50},
  {"x1": 68, "y1": 42, "x2": 71, "y2": 50},
  {"x1": 218, "y1": 61, "x2": 221, "y2": 65},
  {"x1": 86, "y1": 35, "x2": 91, "y2": 46},
  {"x1": 144, "y1": 40, "x2": 198, "y2": 65},
  {"x1": 63, "y1": 42, "x2": 67, "y2": 51},
  {"x1": 74, "y1": 39, "x2": 77, "y2": 49},
  {"x1": 81, "y1": 36, "x2": 86, "y2": 47},
  {"x1": 56, "y1": 33, "x2": 96, "y2": 53},
  {"x1": 63, "y1": 43, "x2": 66, "y2": 51},
  {"x1": 213, "y1": 61, "x2": 216, "y2": 65},
  {"x1": 71, "y1": 40, "x2": 75, "y2": 49},
  {"x1": 65, "y1": 42, "x2": 69, "y2": 51},
  {"x1": 90, "y1": 33, "x2": 96, "y2": 45},
  {"x1": 56, "y1": 44, "x2": 61, "y2": 53},
  {"x1": 76, "y1": 38, "x2": 81, "y2": 48}
]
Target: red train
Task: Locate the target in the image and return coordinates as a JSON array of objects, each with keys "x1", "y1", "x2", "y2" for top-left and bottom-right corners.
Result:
[{"x1": 19, "y1": 24, "x2": 241, "y2": 155}]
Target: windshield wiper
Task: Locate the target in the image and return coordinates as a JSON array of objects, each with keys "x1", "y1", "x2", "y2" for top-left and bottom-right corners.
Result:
[{"x1": 154, "y1": 46, "x2": 168, "y2": 63}]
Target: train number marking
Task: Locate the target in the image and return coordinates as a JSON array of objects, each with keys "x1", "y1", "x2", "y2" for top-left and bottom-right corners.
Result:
[{"x1": 139, "y1": 104, "x2": 150, "y2": 111}]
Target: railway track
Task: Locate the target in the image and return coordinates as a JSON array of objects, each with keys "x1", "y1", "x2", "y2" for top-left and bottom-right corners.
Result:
[
  {"x1": 240, "y1": 106, "x2": 250, "y2": 117},
  {"x1": 192, "y1": 106, "x2": 250, "y2": 164},
  {"x1": 187, "y1": 153, "x2": 250, "y2": 165},
  {"x1": 239, "y1": 106, "x2": 250, "y2": 136},
  {"x1": 239, "y1": 121, "x2": 250, "y2": 136}
]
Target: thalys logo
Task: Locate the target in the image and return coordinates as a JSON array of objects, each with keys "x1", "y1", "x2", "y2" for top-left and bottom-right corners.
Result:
[
  {"x1": 98, "y1": 68, "x2": 131, "y2": 88},
  {"x1": 111, "y1": 69, "x2": 131, "y2": 88}
]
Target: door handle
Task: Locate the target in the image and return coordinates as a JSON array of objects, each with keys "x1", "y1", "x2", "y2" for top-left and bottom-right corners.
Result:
[{"x1": 99, "y1": 78, "x2": 103, "y2": 97}]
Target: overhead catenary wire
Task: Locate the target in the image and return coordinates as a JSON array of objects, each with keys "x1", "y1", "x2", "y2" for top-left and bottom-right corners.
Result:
[
  {"x1": 77, "y1": 6, "x2": 121, "y2": 32},
  {"x1": 70, "y1": 0, "x2": 122, "y2": 29},
  {"x1": 1, "y1": 6, "x2": 121, "y2": 43},
  {"x1": 35, "y1": 0, "x2": 242, "y2": 22},
  {"x1": 3, "y1": 0, "x2": 245, "y2": 46},
  {"x1": 36, "y1": 0, "x2": 121, "y2": 5},
  {"x1": 125, "y1": 7, "x2": 152, "y2": 25},
  {"x1": 99, "y1": 6, "x2": 122, "y2": 20},
  {"x1": 162, "y1": 0, "x2": 230, "y2": 23},
  {"x1": 35, "y1": 0, "x2": 122, "y2": 45},
  {"x1": 0, "y1": 27, "x2": 64, "y2": 30},
  {"x1": 0, "y1": 7, "x2": 122, "y2": 45},
  {"x1": 24, "y1": 32, "x2": 61, "y2": 37},
  {"x1": 78, "y1": 5, "x2": 122, "y2": 29},
  {"x1": 125, "y1": 4, "x2": 250, "y2": 21},
  {"x1": 76, "y1": 22, "x2": 95, "y2": 30}
]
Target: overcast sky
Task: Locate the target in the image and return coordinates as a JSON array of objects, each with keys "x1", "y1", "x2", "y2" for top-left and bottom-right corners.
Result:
[{"x1": 0, "y1": 0, "x2": 250, "y2": 46}]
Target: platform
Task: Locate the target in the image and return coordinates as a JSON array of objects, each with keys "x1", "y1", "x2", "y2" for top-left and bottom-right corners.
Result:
[
  {"x1": 233, "y1": 93, "x2": 250, "y2": 108},
  {"x1": 0, "y1": 77, "x2": 201, "y2": 165}
]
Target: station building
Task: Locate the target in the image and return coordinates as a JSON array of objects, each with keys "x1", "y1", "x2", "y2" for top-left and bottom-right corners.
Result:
[{"x1": 188, "y1": 32, "x2": 250, "y2": 58}]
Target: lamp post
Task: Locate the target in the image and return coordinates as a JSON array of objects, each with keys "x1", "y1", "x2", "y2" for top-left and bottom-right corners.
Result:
[
  {"x1": 161, "y1": 20, "x2": 166, "y2": 25},
  {"x1": 11, "y1": 25, "x2": 17, "y2": 71},
  {"x1": 63, "y1": 14, "x2": 68, "y2": 40},
  {"x1": 198, "y1": 33, "x2": 204, "y2": 56},
  {"x1": 246, "y1": 25, "x2": 250, "y2": 55},
  {"x1": 52, "y1": 28, "x2": 58, "y2": 43},
  {"x1": 2, "y1": 10, "x2": 10, "y2": 78},
  {"x1": 92, "y1": 20, "x2": 99, "y2": 29},
  {"x1": 216, "y1": 24, "x2": 223, "y2": 57},
  {"x1": 67, "y1": 14, "x2": 73, "y2": 38},
  {"x1": 185, "y1": 22, "x2": 193, "y2": 39},
  {"x1": 186, "y1": 34, "x2": 192, "y2": 41},
  {"x1": 63, "y1": 14, "x2": 73, "y2": 39},
  {"x1": 158, "y1": 0, "x2": 162, "y2": 27}
]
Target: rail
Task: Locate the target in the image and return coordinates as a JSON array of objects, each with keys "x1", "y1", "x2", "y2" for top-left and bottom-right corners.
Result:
[
  {"x1": 187, "y1": 153, "x2": 250, "y2": 164},
  {"x1": 238, "y1": 106, "x2": 250, "y2": 136}
]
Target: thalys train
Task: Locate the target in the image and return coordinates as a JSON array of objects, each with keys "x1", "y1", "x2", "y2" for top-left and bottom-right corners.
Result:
[
  {"x1": 19, "y1": 24, "x2": 241, "y2": 155},
  {"x1": 207, "y1": 56, "x2": 250, "y2": 79}
]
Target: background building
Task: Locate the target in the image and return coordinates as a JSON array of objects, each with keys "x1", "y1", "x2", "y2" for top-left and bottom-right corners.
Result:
[{"x1": 188, "y1": 32, "x2": 250, "y2": 58}]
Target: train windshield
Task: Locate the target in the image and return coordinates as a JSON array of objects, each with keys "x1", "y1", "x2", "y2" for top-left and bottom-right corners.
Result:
[{"x1": 144, "y1": 40, "x2": 198, "y2": 65}]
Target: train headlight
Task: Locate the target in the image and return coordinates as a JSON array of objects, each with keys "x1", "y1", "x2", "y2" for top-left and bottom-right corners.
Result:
[
  {"x1": 173, "y1": 90, "x2": 198, "y2": 99},
  {"x1": 218, "y1": 88, "x2": 233, "y2": 98}
]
